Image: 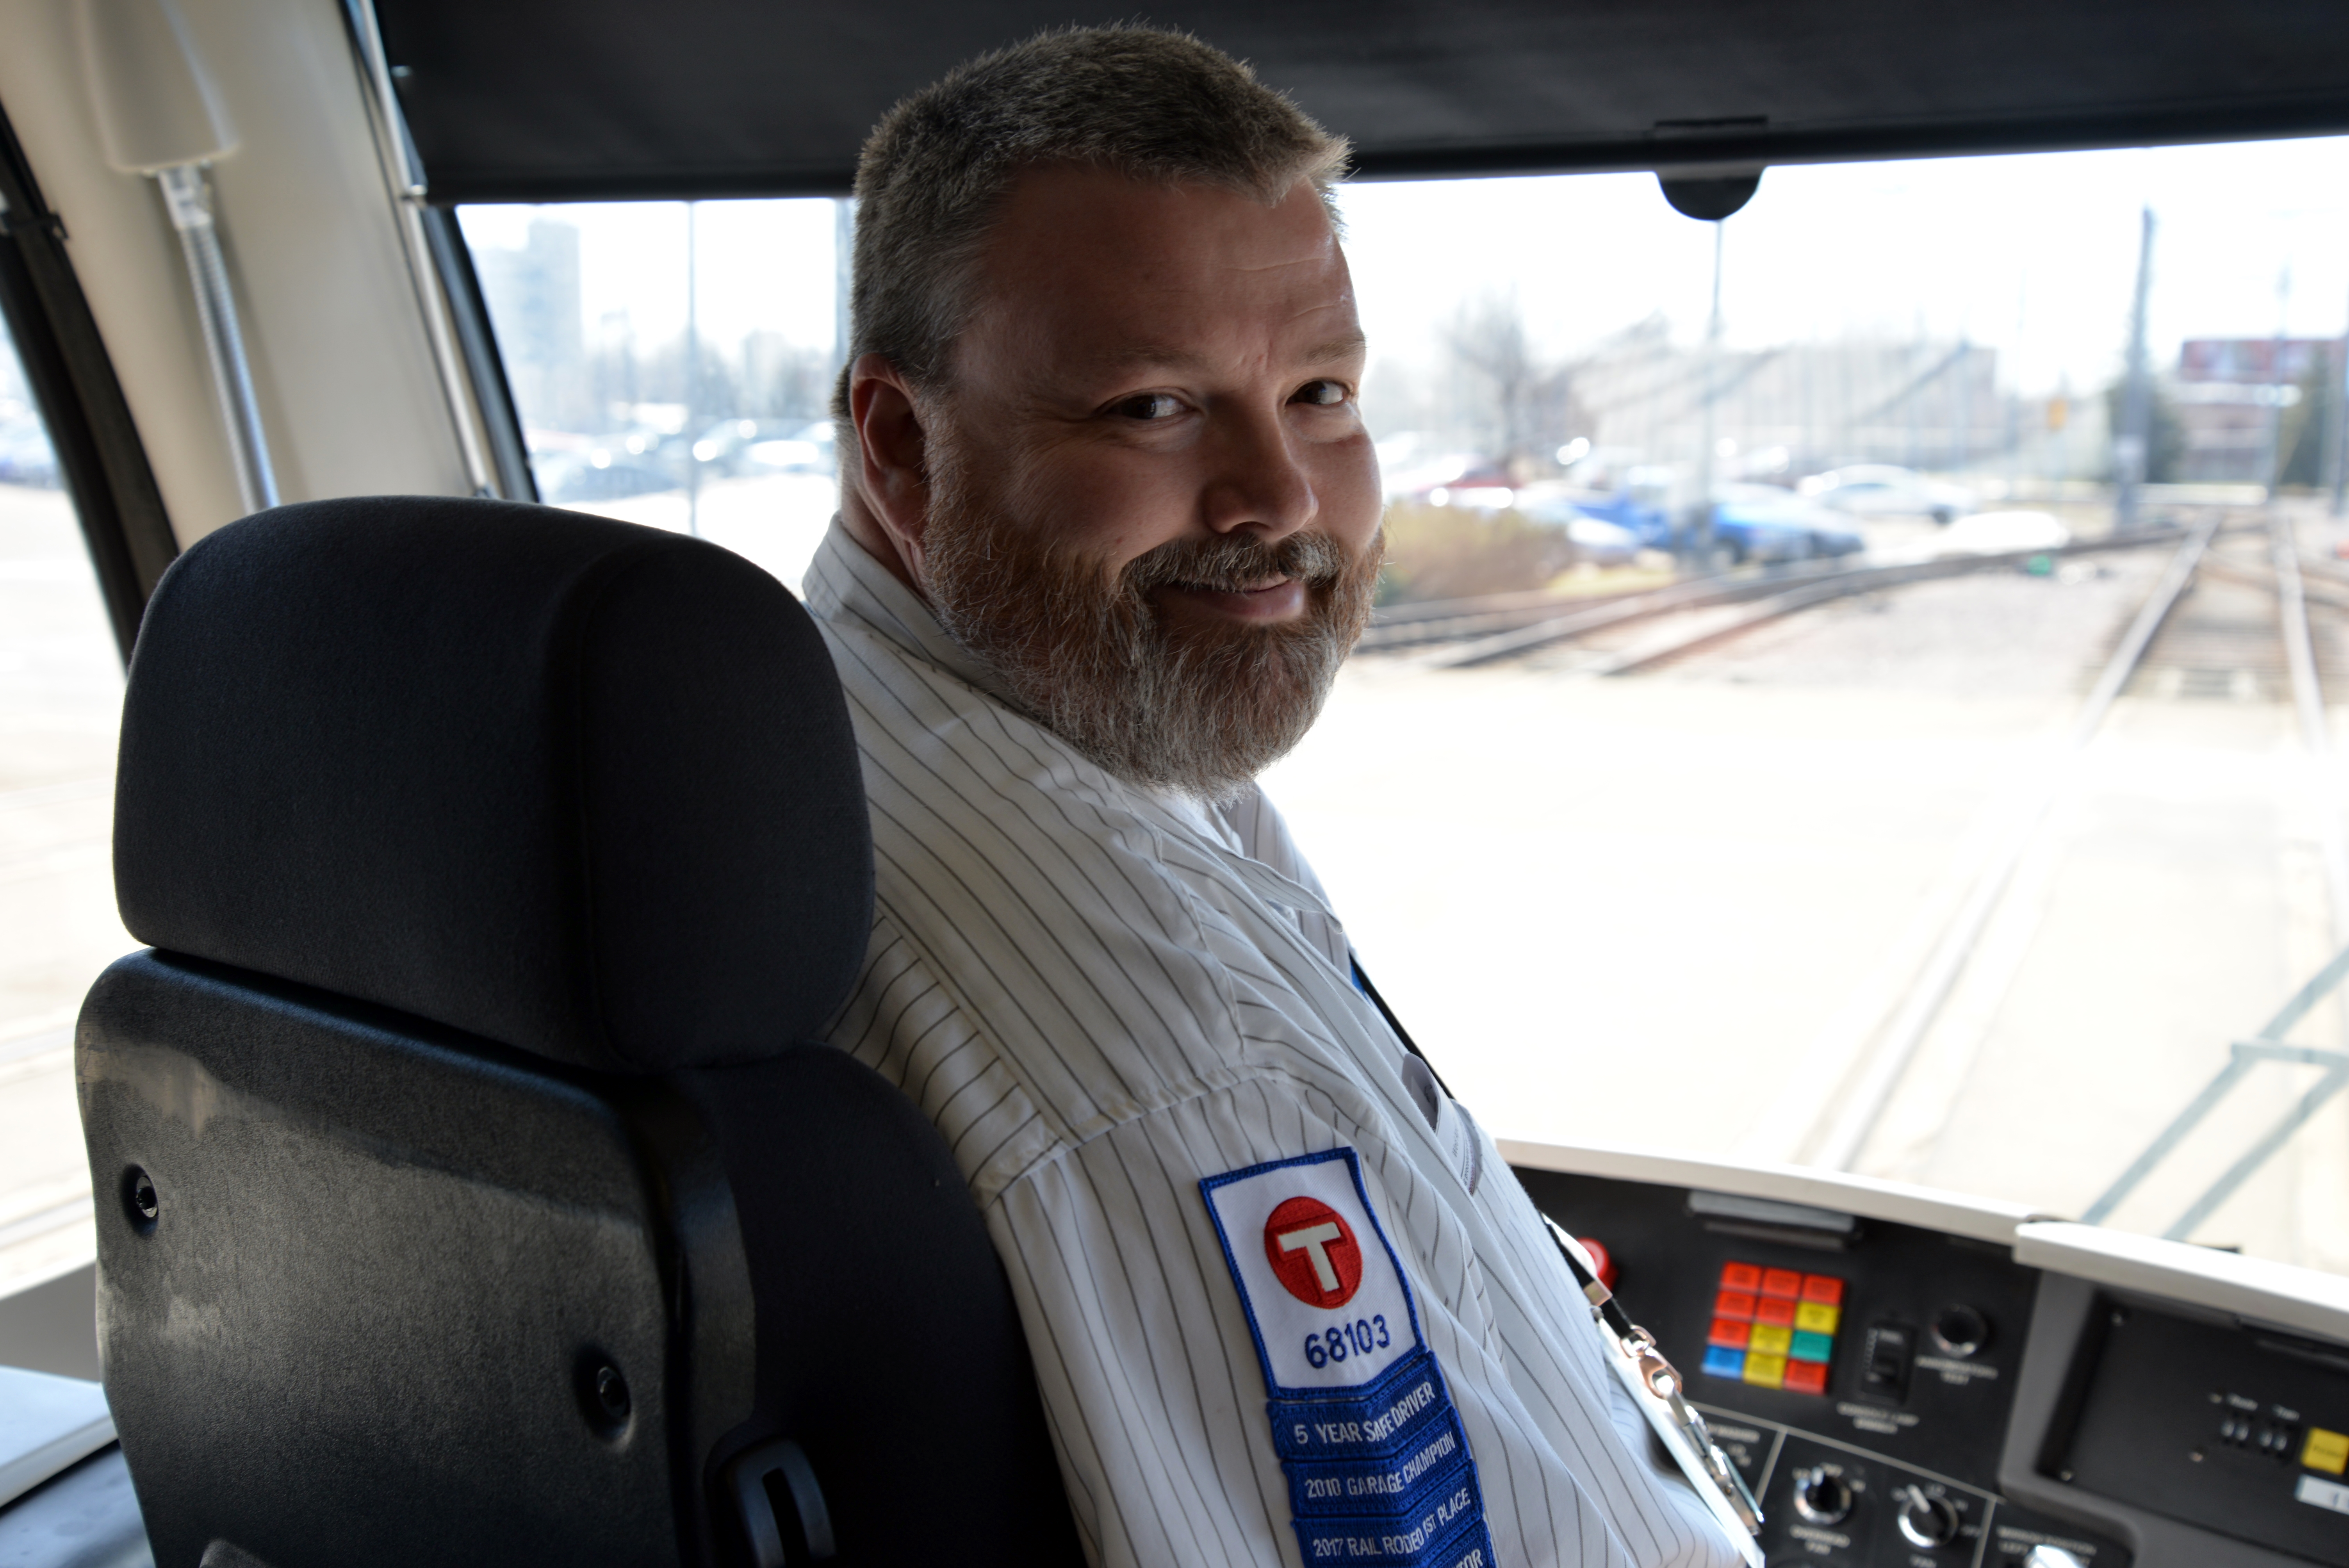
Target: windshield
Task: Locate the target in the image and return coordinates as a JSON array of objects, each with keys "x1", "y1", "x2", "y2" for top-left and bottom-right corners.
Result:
[
  {"x1": 457, "y1": 200, "x2": 846, "y2": 591},
  {"x1": 459, "y1": 134, "x2": 2349, "y2": 1278},
  {"x1": 0, "y1": 311, "x2": 132, "y2": 1294}
]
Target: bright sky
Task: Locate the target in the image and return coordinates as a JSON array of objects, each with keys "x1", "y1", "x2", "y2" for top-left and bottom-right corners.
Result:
[{"x1": 459, "y1": 133, "x2": 2349, "y2": 402}]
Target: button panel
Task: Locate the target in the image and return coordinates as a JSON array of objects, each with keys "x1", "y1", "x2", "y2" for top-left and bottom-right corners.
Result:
[
  {"x1": 1509, "y1": 1162, "x2": 2122, "y2": 1566},
  {"x1": 1699, "y1": 1260, "x2": 1845, "y2": 1393}
]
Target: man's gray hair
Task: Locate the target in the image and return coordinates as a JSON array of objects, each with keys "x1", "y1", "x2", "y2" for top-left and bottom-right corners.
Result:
[{"x1": 832, "y1": 26, "x2": 1350, "y2": 424}]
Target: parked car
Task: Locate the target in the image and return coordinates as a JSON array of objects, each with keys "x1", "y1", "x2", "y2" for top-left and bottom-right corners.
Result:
[
  {"x1": 1551, "y1": 469, "x2": 1675, "y2": 547},
  {"x1": 1513, "y1": 488, "x2": 1644, "y2": 566},
  {"x1": 1561, "y1": 514, "x2": 1643, "y2": 566},
  {"x1": 743, "y1": 419, "x2": 838, "y2": 475},
  {"x1": 1797, "y1": 464, "x2": 1975, "y2": 525},
  {"x1": 691, "y1": 418, "x2": 825, "y2": 476},
  {"x1": 531, "y1": 449, "x2": 682, "y2": 504},
  {"x1": 1707, "y1": 483, "x2": 1866, "y2": 563},
  {"x1": 1565, "y1": 481, "x2": 1862, "y2": 565},
  {"x1": 1373, "y1": 436, "x2": 1492, "y2": 501}
]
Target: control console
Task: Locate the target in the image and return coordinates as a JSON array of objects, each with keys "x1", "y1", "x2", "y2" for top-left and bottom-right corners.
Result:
[
  {"x1": 1515, "y1": 1167, "x2": 2131, "y2": 1568},
  {"x1": 2046, "y1": 1293, "x2": 2349, "y2": 1563}
]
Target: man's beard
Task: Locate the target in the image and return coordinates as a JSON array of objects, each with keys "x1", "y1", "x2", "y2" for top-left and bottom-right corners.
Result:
[{"x1": 918, "y1": 438, "x2": 1382, "y2": 804}]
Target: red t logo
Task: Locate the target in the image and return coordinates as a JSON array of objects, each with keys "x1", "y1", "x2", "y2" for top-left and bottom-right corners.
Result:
[{"x1": 1264, "y1": 1196, "x2": 1363, "y2": 1308}]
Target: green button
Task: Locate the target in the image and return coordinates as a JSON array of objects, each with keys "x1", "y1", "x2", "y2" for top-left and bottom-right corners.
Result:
[{"x1": 1789, "y1": 1330, "x2": 1833, "y2": 1364}]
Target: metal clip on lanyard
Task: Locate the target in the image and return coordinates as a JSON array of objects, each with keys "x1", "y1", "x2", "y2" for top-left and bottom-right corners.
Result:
[{"x1": 1544, "y1": 1217, "x2": 1766, "y2": 1541}]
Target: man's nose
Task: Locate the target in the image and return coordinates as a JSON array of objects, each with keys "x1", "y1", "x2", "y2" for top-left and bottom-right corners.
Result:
[{"x1": 1201, "y1": 405, "x2": 1316, "y2": 540}]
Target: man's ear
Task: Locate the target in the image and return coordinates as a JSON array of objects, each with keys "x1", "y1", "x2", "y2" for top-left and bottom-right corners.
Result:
[{"x1": 847, "y1": 353, "x2": 934, "y2": 584}]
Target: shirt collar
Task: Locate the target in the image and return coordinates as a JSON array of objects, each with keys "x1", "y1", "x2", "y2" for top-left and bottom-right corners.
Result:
[
  {"x1": 801, "y1": 515, "x2": 1019, "y2": 706},
  {"x1": 801, "y1": 513, "x2": 1344, "y2": 941}
]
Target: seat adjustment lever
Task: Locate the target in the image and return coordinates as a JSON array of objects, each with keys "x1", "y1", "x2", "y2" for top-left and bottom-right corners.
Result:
[{"x1": 724, "y1": 1438, "x2": 835, "y2": 1567}]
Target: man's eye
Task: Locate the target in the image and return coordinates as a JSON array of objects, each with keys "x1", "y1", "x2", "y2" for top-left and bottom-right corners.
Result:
[
  {"x1": 1293, "y1": 380, "x2": 1349, "y2": 407},
  {"x1": 1112, "y1": 393, "x2": 1184, "y2": 421}
]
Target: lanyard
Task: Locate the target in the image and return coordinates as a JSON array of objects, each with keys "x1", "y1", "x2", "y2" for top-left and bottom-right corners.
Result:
[
  {"x1": 1351, "y1": 957, "x2": 1455, "y2": 1097},
  {"x1": 1545, "y1": 1218, "x2": 1767, "y2": 1562},
  {"x1": 1351, "y1": 958, "x2": 1762, "y2": 1558}
]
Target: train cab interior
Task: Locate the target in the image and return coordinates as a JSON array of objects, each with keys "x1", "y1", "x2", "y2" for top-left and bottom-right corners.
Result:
[{"x1": 2, "y1": 3, "x2": 2349, "y2": 1566}]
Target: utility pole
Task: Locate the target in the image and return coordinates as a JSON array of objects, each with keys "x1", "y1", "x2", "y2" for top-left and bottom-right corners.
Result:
[
  {"x1": 685, "y1": 201, "x2": 700, "y2": 538},
  {"x1": 1953, "y1": 329, "x2": 1972, "y2": 474},
  {"x1": 1905, "y1": 319, "x2": 1923, "y2": 470},
  {"x1": 2009, "y1": 278, "x2": 2026, "y2": 500},
  {"x1": 1688, "y1": 218, "x2": 1724, "y2": 570},
  {"x1": 2259, "y1": 269, "x2": 2292, "y2": 513},
  {"x1": 2115, "y1": 207, "x2": 2156, "y2": 531},
  {"x1": 2328, "y1": 303, "x2": 2349, "y2": 518}
]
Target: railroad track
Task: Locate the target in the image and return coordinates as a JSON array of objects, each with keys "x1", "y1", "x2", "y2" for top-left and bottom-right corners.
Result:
[
  {"x1": 1365, "y1": 507, "x2": 2349, "y2": 1227},
  {"x1": 1773, "y1": 510, "x2": 2349, "y2": 1197},
  {"x1": 1360, "y1": 523, "x2": 2205, "y2": 670}
]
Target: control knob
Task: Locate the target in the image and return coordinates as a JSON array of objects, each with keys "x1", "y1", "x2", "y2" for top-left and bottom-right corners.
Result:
[
  {"x1": 1790, "y1": 1465, "x2": 1852, "y2": 1525},
  {"x1": 1896, "y1": 1484, "x2": 1961, "y2": 1548}
]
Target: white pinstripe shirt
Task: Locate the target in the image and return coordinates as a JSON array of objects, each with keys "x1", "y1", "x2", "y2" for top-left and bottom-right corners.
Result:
[{"x1": 805, "y1": 521, "x2": 1742, "y2": 1568}]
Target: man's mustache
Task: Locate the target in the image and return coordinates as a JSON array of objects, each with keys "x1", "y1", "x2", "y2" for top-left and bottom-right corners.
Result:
[{"x1": 1120, "y1": 531, "x2": 1359, "y2": 597}]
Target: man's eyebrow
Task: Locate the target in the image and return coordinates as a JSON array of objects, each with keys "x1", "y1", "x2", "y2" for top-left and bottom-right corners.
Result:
[
  {"x1": 1301, "y1": 333, "x2": 1369, "y2": 365},
  {"x1": 1075, "y1": 333, "x2": 1369, "y2": 376}
]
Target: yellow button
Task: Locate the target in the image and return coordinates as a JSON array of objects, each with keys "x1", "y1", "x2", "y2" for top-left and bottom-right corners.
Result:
[
  {"x1": 1748, "y1": 1324, "x2": 1793, "y2": 1356},
  {"x1": 2305, "y1": 1427, "x2": 2349, "y2": 1475},
  {"x1": 1795, "y1": 1302, "x2": 1840, "y2": 1336},
  {"x1": 1742, "y1": 1353, "x2": 1786, "y2": 1390}
]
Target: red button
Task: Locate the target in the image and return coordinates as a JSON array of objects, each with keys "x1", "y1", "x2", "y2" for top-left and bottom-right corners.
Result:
[
  {"x1": 1579, "y1": 1238, "x2": 1618, "y2": 1290},
  {"x1": 1782, "y1": 1360, "x2": 1829, "y2": 1395},
  {"x1": 1754, "y1": 1297, "x2": 1798, "y2": 1327},
  {"x1": 1800, "y1": 1274, "x2": 1844, "y2": 1306},
  {"x1": 1715, "y1": 1290, "x2": 1756, "y2": 1322},
  {"x1": 1761, "y1": 1269, "x2": 1803, "y2": 1300},
  {"x1": 1720, "y1": 1262, "x2": 1761, "y2": 1292},
  {"x1": 1708, "y1": 1318, "x2": 1751, "y2": 1349}
]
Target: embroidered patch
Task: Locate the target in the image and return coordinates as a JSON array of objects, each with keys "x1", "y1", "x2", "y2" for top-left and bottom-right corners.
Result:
[
  {"x1": 1203, "y1": 1149, "x2": 1493, "y2": 1568},
  {"x1": 1264, "y1": 1194, "x2": 1365, "y2": 1308}
]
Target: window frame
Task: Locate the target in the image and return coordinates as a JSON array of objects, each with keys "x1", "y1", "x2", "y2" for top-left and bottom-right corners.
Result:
[{"x1": 0, "y1": 98, "x2": 179, "y2": 662}]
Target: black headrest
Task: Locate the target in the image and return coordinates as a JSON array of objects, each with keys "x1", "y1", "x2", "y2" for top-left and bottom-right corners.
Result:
[{"x1": 114, "y1": 497, "x2": 873, "y2": 1073}]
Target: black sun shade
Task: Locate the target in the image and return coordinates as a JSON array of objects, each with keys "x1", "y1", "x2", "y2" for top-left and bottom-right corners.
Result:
[{"x1": 372, "y1": 0, "x2": 2349, "y2": 203}]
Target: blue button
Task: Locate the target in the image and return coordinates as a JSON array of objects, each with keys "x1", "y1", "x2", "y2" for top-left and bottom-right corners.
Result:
[{"x1": 1701, "y1": 1347, "x2": 1745, "y2": 1379}]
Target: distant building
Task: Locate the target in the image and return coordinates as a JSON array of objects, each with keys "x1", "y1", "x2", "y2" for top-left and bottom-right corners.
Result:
[
  {"x1": 2171, "y1": 337, "x2": 2339, "y2": 484},
  {"x1": 1568, "y1": 321, "x2": 2009, "y2": 478},
  {"x1": 472, "y1": 219, "x2": 590, "y2": 431}
]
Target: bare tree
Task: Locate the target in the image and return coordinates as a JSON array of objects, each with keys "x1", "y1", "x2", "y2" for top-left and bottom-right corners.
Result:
[{"x1": 1442, "y1": 292, "x2": 1585, "y2": 472}]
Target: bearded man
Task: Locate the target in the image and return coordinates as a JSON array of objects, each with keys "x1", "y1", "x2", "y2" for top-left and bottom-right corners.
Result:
[{"x1": 805, "y1": 26, "x2": 1745, "y2": 1568}]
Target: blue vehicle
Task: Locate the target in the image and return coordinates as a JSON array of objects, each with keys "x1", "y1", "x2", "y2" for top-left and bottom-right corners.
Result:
[
  {"x1": 1556, "y1": 478, "x2": 1864, "y2": 565},
  {"x1": 1707, "y1": 484, "x2": 1867, "y2": 564}
]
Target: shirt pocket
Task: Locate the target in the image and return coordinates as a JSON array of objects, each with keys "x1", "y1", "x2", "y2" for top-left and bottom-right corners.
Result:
[{"x1": 1399, "y1": 1053, "x2": 1486, "y2": 1197}]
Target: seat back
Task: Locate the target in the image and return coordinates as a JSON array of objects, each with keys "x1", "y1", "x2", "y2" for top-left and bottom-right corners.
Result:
[{"x1": 79, "y1": 498, "x2": 1082, "y2": 1567}]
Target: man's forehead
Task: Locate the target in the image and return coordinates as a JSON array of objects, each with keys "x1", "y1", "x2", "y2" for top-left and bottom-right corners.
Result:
[{"x1": 964, "y1": 167, "x2": 1361, "y2": 376}]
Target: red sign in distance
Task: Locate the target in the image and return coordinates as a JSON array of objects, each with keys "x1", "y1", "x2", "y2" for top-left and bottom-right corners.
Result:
[{"x1": 1263, "y1": 1196, "x2": 1363, "y2": 1308}]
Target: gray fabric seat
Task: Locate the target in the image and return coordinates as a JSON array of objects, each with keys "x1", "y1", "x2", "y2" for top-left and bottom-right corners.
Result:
[{"x1": 78, "y1": 496, "x2": 1085, "y2": 1568}]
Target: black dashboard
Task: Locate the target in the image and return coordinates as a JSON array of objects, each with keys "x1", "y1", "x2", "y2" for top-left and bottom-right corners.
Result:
[{"x1": 1515, "y1": 1165, "x2": 2349, "y2": 1568}]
